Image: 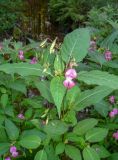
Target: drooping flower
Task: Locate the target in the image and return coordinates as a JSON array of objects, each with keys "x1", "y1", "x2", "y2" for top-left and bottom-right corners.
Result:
[
  {"x1": 17, "y1": 113, "x2": 25, "y2": 119},
  {"x1": 5, "y1": 157, "x2": 11, "y2": 160},
  {"x1": 113, "y1": 131, "x2": 118, "y2": 140},
  {"x1": 109, "y1": 96, "x2": 115, "y2": 104},
  {"x1": 12, "y1": 151, "x2": 19, "y2": 157},
  {"x1": 65, "y1": 68, "x2": 77, "y2": 79},
  {"x1": 18, "y1": 50, "x2": 24, "y2": 60},
  {"x1": 30, "y1": 57, "x2": 37, "y2": 64},
  {"x1": 109, "y1": 108, "x2": 118, "y2": 118},
  {"x1": 10, "y1": 146, "x2": 17, "y2": 153},
  {"x1": 104, "y1": 50, "x2": 112, "y2": 61},
  {"x1": 63, "y1": 77, "x2": 76, "y2": 89}
]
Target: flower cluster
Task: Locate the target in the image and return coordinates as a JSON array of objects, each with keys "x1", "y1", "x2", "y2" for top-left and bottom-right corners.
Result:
[
  {"x1": 109, "y1": 96, "x2": 115, "y2": 104},
  {"x1": 109, "y1": 108, "x2": 118, "y2": 118},
  {"x1": 63, "y1": 68, "x2": 77, "y2": 89},
  {"x1": 5, "y1": 146, "x2": 18, "y2": 160},
  {"x1": 18, "y1": 50, "x2": 24, "y2": 60},
  {"x1": 104, "y1": 50, "x2": 112, "y2": 61},
  {"x1": 10, "y1": 146, "x2": 18, "y2": 157},
  {"x1": 113, "y1": 131, "x2": 118, "y2": 140},
  {"x1": 17, "y1": 113, "x2": 25, "y2": 119},
  {"x1": 18, "y1": 50, "x2": 37, "y2": 64}
]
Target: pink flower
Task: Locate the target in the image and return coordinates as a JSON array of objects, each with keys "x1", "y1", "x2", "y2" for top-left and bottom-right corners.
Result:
[
  {"x1": 30, "y1": 57, "x2": 37, "y2": 64},
  {"x1": 10, "y1": 146, "x2": 17, "y2": 153},
  {"x1": 12, "y1": 151, "x2": 18, "y2": 157},
  {"x1": 104, "y1": 50, "x2": 112, "y2": 61},
  {"x1": 109, "y1": 108, "x2": 118, "y2": 118},
  {"x1": 18, "y1": 50, "x2": 24, "y2": 60},
  {"x1": 109, "y1": 96, "x2": 115, "y2": 104},
  {"x1": 17, "y1": 113, "x2": 25, "y2": 119},
  {"x1": 63, "y1": 77, "x2": 76, "y2": 89},
  {"x1": 113, "y1": 131, "x2": 118, "y2": 140},
  {"x1": 65, "y1": 69, "x2": 77, "y2": 79},
  {"x1": 5, "y1": 157, "x2": 11, "y2": 160}
]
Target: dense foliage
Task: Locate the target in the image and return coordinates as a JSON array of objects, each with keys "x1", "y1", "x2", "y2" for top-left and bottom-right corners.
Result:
[{"x1": 0, "y1": 26, "x2": 118, "y2": 160}]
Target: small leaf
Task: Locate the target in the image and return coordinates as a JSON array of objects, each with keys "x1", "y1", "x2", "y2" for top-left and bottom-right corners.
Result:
[
  {"x1": 34, "y1": 149, "x2": 47, "y2": 160},
  {"x1": 85, "y1": 127, "x2": 108, "y2": 142},
  {"x1": 73, "y1": 118, "x2": 98, "y2": 135},
  {"x1": 19, "y1": 135, "x2": 41, "y2": 149},
  {"x1": 5, "y1": 119, "x2": 19, "y2": 140}
]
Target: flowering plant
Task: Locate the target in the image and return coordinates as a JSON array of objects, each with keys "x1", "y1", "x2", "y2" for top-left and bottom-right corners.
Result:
[{"x1": 0, "y1": 28, "x2": 118, "y2": 160}]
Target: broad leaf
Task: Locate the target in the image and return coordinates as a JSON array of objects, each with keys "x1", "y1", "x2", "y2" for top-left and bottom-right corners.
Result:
[
  {"x1": 85, "y1": 127, "x2": 108, "y2": 142},
  {"x1": 94, "y1": 100, "x2": 110, "y2": 117},
  {"x1": 5, "y1": 119, "x2": 19, "y2": 140},
  {"x1": 19, "y1": 135, "x2": 41, "y2": 149},
  {"x1": 35, "y1": 81, "x2": 53, "y2": 103},
  {"x1": 78, "y1": 70, "x2": 118, "y2": 90},
  {"x1": 73, "y1": 118, "x2": 98, "y2": 135},
  {"x1": 50, "y1": 76, "x2": 66, "y2": 117},
  {"x1": 55, "y1": 143, "x2": 65, "y2": 155},
  {"x1": 92, "y1": 145, "x2": 110, "y2": 158},
  {"x1": 34, "y1": 149, "x2": 47, "y2": 160},
  {"x1": 83, "y1": 147, "x2": 100, "y2": 160},
  {"x1": 75, "y1": 86, "x2": 113, "y2": 111},
  {"x1": 61, "y1": 28, "x2": 90, "y2": 63},
  {"x1": 65, "y1": 145, "x2": 82, "y2": 160},
  {"x1": 0, "y1": 63, "x2": 51, "y2": 77},
  {"x1": 0, "y1": 143, "x2": 10, "y2": 155},
  {"x1": 44, "y1": 120, "x2": 68, "y2": 137}
]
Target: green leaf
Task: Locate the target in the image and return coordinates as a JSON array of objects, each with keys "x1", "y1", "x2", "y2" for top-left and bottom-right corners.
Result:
[
  {"x1": 94, "y1": 100, "x2": 110, "y2": 117},
  {"x1": 50, "y1": 76, "x2": 66, "y2": 117},
  {"x1": 54, "y1": 55, "x2": 64, "y2": 73},
  {"x1": 25, "y1": 108, "x2": 33, "y2": 119},
  {"x1": 55, "y1": 143, "x2": 65, "y2": 155},
  {"x1": 75, "y1": 86, "x2": 113, "y2": 111},
  {"x1": 35, "y1": 81, "x2": 53, "y2": 103},
  {"x1": 65, "y1": 86, "x2": 81, "y2": 108},
  {"x1": 65, "y1": 145, "x2": 82, "y2": 160},
  {"x1": 83, "y1": 147, "x2": 100, "y2": 160},
  {"x1": 78, "y1": 70, "x2": 118, "y2": 90},
  {"x1": 8, "y1": 80, "x2": 27, "y2": 94},
  {"x1": 0, "y1": 63, "x2": 51, "y2": 77},
  {"x1": 92, "y1": 145, "x2": 110, "y2": 158},
  {"x1": 44, "y1": 120, "x2": 68, "y2": 137},
  {"x1": 19, "y1": 135, "x2": 41, "y2": 149},
  {"x1": 61, "y1": 28, "x2": 90, "y2": 63},
  {"x1": 34, "y1": 149, "x2": 47, "y2": 160},
  {"x1": 108, "y1": 153, "x2": 118, "y2": 160},
  {"x1": 85, "y1": 127, "x2": 108, "y2": 142},
  {"x1": 5, "y1": 119, "x2": 19, "y2": 140},
  {"x1": 73, "y1": 118, "x2": 98, "y2": 135},
  {"x1": 0, "y1": 143, "x2": 10, "y2": 155},
  {"x1": 0, "y1": 128, "x2": 8, "y2": 142},
  {"x1": 63, "y1": 110, "x2": 77, "y2": 125},
  {"x1": 1, "y1": 94, "x2": 8, "y2": 108}
]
